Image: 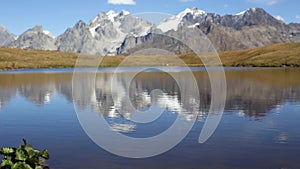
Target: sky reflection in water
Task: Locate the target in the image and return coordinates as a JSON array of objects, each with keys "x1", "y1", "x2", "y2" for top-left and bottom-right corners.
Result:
[{"x1": 0, "y1": 68, "x2": 300, "y2": 169}]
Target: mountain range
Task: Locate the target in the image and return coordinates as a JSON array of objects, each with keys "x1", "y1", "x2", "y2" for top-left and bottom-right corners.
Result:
[{"x1": 0, "y1": 8, "x2": 300, "y2": 55}]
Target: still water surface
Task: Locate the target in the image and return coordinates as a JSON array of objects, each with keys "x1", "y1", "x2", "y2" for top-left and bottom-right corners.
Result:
[{"x1": 0, "y1": 67, "x2": 300, "y2": 169}]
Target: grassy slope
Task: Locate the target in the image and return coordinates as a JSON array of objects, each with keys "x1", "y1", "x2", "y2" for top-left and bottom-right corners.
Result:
[
  {"x1": 0, "y1": 42, "x2": 299, "y2": 70},
  {"x1": 0, "y1": 48, "x2": 78, "y2": 70},
  {"x1": 219, "y1": 42, "x2": 300, "y2": 67}
]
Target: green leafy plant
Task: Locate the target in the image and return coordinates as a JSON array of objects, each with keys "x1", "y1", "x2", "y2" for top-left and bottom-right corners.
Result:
[{"x1": 0, "y1": 139, "x2": 49, "y2": 169}]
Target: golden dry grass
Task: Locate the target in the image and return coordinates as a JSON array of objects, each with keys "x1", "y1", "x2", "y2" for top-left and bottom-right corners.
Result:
[
  {"x1": 0, "y1": 42, "x2": 299, "y2": 70},
  {"x1": 0, "y1": 47, "x2": 78, "y2": 69},
  {"x1": 219, "y1": 42, "x2": 300, "y2": 67}
]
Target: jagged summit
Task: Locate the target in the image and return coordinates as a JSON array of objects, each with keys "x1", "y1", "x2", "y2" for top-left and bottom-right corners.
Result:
[
  {"x1": 11, "y1": 25, "x2": 56, "y2": 50},
  {"x1": 156, "y1": 7, "x2": 207, "y2": 32},
  {"x1": 0, "y1": 25, "x2": 15, "y2": 46},
  {"x1": 179, "y1": 8, "x2": 206, "y2": 17},
  {"x1": 91, "y1": 10, "x2": 130, "y2": 24},
  {"x1": 0, "y1": 25, "x2": 8, "y2": 32},
  {"x1": 74, "y1": 20, "x2": 87, "y2": 29},
  {"x1": 56, "y1": 9, "x2": 152, "y2": 55},
  {"x1": 236, "y1": 8, "x2": 259, "y2": 16}
]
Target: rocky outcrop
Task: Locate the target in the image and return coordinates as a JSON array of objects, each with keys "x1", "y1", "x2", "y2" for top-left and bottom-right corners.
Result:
[
  {"x1": 0, "y1": 25, "x2": 15, "y2": 47},
  {"x1": 118, "y1": 8, "x2": 300, "y2": 54},
  {"x1": 11, "y1": 25, "x2": 56, "y2": 50},
  {"x1": 56, "y1": 10, "x2": 152, "y2": 55}
]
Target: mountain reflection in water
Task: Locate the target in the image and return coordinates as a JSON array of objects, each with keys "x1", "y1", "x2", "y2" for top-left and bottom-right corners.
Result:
[
  {"x1": 1, "y1": 68, "x2": 300, "y2": 169},
  {"x1": 1, "y1": 68, "x2": 300, "y2": 118}
]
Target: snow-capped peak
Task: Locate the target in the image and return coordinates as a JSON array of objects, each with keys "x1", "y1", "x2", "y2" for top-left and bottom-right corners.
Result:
[
  {"x1": 178, "y1": 8, "x2": 206, "y2": 18},
  {"x1": 43, "y1": 30, "x2": 55, "y2": 39},
  {"x1": 236, "y1": 8, "x2": 257, "y2": 16},
  {"x1": 157, "y1": 7, "x2": 206, "y2": 32},
  {"x1": 106, "y1": 10, "x2": 119, "y2": 22},
  {"x1": 89, "y1": 10, "x2": 133, "y2": 38},
  {"x1": 107, "y1": 10, "x2": 116, "y2": 15},
  {"x1": 107, "y1": 10, "x2": 130, "y2": 20},
  {"x1": 90, "y1": 10, "x2": 131, "y2": 24},
  {"x1": 250, "y1": 8, "x2": 257, "y2": 12},
  {"x1": 120, "y1": 10, "x2": 130, "y2": 16}
]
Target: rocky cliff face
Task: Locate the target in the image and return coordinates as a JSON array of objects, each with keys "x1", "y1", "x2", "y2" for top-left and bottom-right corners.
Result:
[
  {"x1": 55, "y1": 20, "x2": 98, "y2": 54},
  {"x1": 0, "y1": 25, "x2": 15, "y2": 47},
  {"x1": 118, "y1": 8, "x2": 300, "y2": 54},
  {"x1": 1, "y1": 8, "x2": 300, "y2": 55},
  {"x1": 11, "y1": 25, "x2": 56, "y2": 50},
  {"x1": 56, "y1": 10, "x2": 152, "y2": 55},
  {"x1": 206, "y1": 8, "x2": 293, "y2": 51}
]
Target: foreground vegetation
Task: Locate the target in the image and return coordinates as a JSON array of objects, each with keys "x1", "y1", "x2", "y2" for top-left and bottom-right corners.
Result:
[
  {"x1": 0, "y1": 43, "x2": 299, "y2": 70},
  {"x1": 0, "y1": 139, "x2": 49, "y2": 169}
]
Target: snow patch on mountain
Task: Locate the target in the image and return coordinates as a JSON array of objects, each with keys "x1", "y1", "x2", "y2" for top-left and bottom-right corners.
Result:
[
  {"x1": 107, "y1": 10, "x2": 118, "y2": 22},
  {"x1": 236, "y1": 8, "x2": 257, "y2": 16},
  {"x1": 157, "y1": 8, "x2": 206, "y2": 32},
  {"x1": 157, "y1": 17, "x2": 181, "y2": 32},
  {"x1": 89, "y1": 24, "x2": 100, "y2": 38},
  {"x1": 236, "y1": 10, "x2": 246, "y2": 16},
  {"x1": 43, "y1": 30, "x2": 55, "y2": 39},
  {"x1": 179, "y1": 8, "x2": 206, "y2": 18},
  {"x1": 275, "y1": 15, "x2": 285, "y2": 22},
  {"x1": 188, "y1": 22, "x2": 200, "y2": 28}
]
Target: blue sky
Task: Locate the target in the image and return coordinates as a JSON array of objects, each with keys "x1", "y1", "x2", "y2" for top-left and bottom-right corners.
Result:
[{"x1": 0, "y1": 0, "x2": 299, "y2": 36}]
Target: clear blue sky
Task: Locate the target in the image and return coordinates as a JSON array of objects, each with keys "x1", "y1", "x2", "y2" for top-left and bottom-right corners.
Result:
[{"x1": 0, "y1": 0, "x2": 299, "y2": 36}]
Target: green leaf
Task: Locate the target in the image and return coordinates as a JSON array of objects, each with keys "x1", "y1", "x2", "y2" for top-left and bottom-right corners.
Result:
[
  {"x1": 22, "y1": 144, "x2": 34, "y2": 153},
  {"x1": 5, "y1": 156, "x2": 12, "y2": 160},
  {"x1": 12, "y1": 162, "x2": 32, "y2": 169},
  {"x1": 0, "y1": 147, "x2": 15, "y2": 155},
  {"x1": 15, "y1": 147, "x2": 27, "y2": 161},
  {"x1": 40, "y1": 150, "x2": 49, "y2": 160},
  {"x1": 27, "y1": 156, "x2": 40, "y2": 166},
  {"x1": 39, "y1": 159, "x2": 45, "y2": 165},
  {"x1": 28, "y1": 149, "x2": 40, "y2": 158},
  {"x1": 0, "y1": 159, "x2": 14, "y2": 167},
  {"x1": 35, "y1": 166, "x2": 43, "y2": 169}
]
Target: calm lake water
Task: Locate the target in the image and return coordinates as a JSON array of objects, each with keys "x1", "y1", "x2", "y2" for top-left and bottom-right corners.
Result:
[{"x1": 1, "y1": 67, "x2": 300, "y2": 169}]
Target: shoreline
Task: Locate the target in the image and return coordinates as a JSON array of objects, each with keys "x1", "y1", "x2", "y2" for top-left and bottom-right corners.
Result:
[
  {"x1": 0, "y1": 66, "x2": 295, "y2": 74},
  {"x1": 0, "y1": 64, "x2": 297, "y2": 71}
]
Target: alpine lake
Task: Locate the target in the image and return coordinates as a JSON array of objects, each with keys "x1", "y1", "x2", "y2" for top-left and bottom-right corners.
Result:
[{"x1": 0, "y1": 67, "x2": 300, "y2": 169}]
